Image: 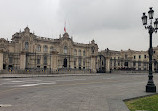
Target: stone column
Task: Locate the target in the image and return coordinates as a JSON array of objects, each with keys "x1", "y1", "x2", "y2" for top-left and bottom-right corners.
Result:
[
  {"x1": 128, "y1": 61, "x2": 131, "y2": 69},
  {"x1": 20, "y1": 52, "x2": 26, "y2": 70},
  {"x1": 106, "y1": 57, "x2": 111, "y2": 73},
  {"x1": 90, "y1": 56, "x2": 96, "y2": 73},
  {"x1": 152, "y1": 62, "x2": 154, "y2": 72},
  {"x1": 70, "y1": 58, "x2": 74, "y2": 69},
  {"x1": 51, "y1": 51, "x2": 58, "y2": 72},
  {"x1": 0, "y1": 50, "x2": 3, "y2": 70}
]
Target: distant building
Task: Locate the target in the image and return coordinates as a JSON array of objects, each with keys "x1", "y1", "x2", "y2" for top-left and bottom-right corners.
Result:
[{"x1": 99, "y1": 48, "x2": 158, "y2": 73}]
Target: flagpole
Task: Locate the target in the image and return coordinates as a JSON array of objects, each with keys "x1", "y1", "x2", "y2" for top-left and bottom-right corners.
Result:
[{"x1": 65, "y1": 21, "x2": 66, "y2": 31}]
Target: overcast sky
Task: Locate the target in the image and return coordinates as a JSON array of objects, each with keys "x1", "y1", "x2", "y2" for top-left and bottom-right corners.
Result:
[{"x1": 0, "y1": 0, "x2": 158, "y2": 51}]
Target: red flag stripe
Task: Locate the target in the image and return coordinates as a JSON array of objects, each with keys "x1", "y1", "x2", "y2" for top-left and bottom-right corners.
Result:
[{"x1": 64, "y1": 27, "x2": 66, "y2": 32}]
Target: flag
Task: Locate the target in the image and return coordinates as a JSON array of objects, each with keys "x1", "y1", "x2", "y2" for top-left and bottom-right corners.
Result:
[
  {"x1": 64, "y1": 21, "x2": 66, "y2": 32},
  {"x1": 64, "y1": 27, "x2": 66, "y2": 32}
]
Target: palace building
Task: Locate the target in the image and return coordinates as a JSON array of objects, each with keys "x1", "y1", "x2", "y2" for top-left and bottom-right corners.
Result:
[
  {"x1": 0, "y1": 27, "x2": 158, "y2": 74},
  {"x1": 0, "y1": 27, "x2": 99, "y2": 73}
]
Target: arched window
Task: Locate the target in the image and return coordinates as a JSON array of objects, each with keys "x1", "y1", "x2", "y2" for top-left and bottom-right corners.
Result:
[
  {"x1": 43, "y1": 45, "x2": 48, "y2": 52},
  {"x1": 83, "y1": 50, "x2": 86, "y2": 56},
  {"x1": 25, "y1": 42, "x2": 29, "y2": 50},
  {"x1": 50, "y1": 46, "x2": 54, "y2": 52},
  {"x1": 74, "y1": 49, "x2": 77, "y2": 55},
  {"x1": 37, "y1": 45, "x2": 41, "y2": 52},
  {"x1": 64, "y1": 46, "x2": 68, "y2": 54},
  {"x1": 78, "y1": 49, "x2": 81, "y2": 56}
]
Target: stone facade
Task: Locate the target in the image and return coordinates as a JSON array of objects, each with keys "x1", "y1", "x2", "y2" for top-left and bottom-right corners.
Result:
[
  {"x1": 1, "y1": 27, "x2": 158, "y2": 74},
  {"x1": 100, "y1": 48, "x2": 158, "y2": 73},
  {"x1": 0, "y1": 27, "x2": 98, "y2": 73}
]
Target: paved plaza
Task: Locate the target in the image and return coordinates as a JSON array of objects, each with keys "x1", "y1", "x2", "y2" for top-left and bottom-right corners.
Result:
[{"x1": 0, "y1": 73, "x2": 158, "y2": 111}]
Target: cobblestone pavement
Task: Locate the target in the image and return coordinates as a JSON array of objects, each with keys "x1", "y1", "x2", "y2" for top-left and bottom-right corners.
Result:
[{"x1": 0, "y1": 73, "x2": 157, "y2": 111}]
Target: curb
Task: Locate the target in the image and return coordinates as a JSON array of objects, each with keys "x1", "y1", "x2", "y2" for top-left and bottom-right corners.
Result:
[
  {"x1": 123, "y1": 93, "x2": 158, "y2": 102},
  {"x1": 0, "y1": 74, "x2": 103, "y2": 78}
]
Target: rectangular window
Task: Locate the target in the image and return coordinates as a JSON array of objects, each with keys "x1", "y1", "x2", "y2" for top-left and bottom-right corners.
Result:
[
  {"x1": 138, "y1": 62, "x2": 141, "y2": 66},
  {"x1": 25, "y1": 42, "x2": 29, "y2": 50},
  {"x1": 44, "y1": 46, "x2": 48, "y2": 52},
  {"x1": 83, "y1": 60, "x2": 85, "y2": 69},
  {"x1": 74, "y1": 49, "x2": 77, "y2": 55},
  {"x1": 139, "y1": 55, "x2": 141, "y2": 59},
  {"x1": 9, "y1": 57, "x2": 13, "y2": 64},
  {"x1": 83, "y1": 51, "x2": 85, "y2": 56},
  {"x1": 37, "y1": 59, "x2": 40, "y2": 64},
  {"x1": 83, "y1": 60, "x2": 85, "y2": 67},
  {"x1": 74, "y1": 58, "x2": 76, "y2": 68},
  {"x1": 44, "y1": 56, "x2": 47, "y2": 65},
  {"x1": 78, "y1": 58, "x2": 81, "y2": 68},
  {"x1": 114, "y1": 61, "x2": 116, "y2": 66},
  {"x1": 133, "y1": 62, "x2": 136, "y2": 66},
  {"x1": 79, "y1": 50, "x2": 81, "y2": 56}
]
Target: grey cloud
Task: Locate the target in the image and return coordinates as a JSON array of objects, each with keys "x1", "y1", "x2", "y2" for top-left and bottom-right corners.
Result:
[
  {"x1": 0, "y1": 0, "x2": 158, "y2": 51},
  {"x1": 57, "y1": 0, "x2": 141, "y2": 34},
  {"x1": 57, "y1": 0, "x2": 158, "y2": 51}
]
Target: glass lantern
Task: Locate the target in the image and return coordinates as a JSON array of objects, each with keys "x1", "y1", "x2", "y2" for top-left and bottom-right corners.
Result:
[
  {"x1": 142, "y1": 13, "x2": 147, "y2": 25},
  {"x1": 148, "y1": 7, "x2": 154, "y2": 19}
]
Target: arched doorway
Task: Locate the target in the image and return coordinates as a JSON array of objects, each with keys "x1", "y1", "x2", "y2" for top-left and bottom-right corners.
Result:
[
  {"x1": 44, "y1": 66, "x2": 47, "y2": 71},
  {"x1": 63, "y1": 58, "x2": 67, "y2": 68},
  {"x1": 8, "y1": 65, "x2": 13, "y2": 70}
]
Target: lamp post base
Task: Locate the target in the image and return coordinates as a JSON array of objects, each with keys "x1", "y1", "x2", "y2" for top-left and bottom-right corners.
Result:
[{"x1": 146, "y1": 85, "x2": 156, "y2": 92}]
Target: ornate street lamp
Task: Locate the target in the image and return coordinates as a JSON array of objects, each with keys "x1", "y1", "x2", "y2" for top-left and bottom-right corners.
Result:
[{"x1": 142, "y1": 7, "x2": 158, "y2": 92}]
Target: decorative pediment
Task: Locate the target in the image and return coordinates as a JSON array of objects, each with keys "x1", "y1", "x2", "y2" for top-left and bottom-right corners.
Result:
[
  {"x1": 0, "y1": 38, "x2": 8, "y2": 52},
  {"x1": 24, "y1": 27, "x2": 30, "y2": 33},
  {"x1": 12, "y1": 27, "x2": 35, "y2": 42},
  {"x1": 50, "y1": 50, "x2": 58, "y2": 54},
  {"x1": 63, "y1": 32, "x2": 69, "y2": 38},
  {"x1": 0, "y1": 38, "x2": 7, "y2": 43}
]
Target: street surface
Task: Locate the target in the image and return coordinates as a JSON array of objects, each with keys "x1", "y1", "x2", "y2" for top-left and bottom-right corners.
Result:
[{"x1": 0, "y1": 73, "x2": 157, "y2": 111}]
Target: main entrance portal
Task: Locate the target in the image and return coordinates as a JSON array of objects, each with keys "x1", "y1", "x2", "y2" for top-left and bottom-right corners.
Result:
[{"x1": 63, "y1": 58, "x2": 67, "y2": 68}]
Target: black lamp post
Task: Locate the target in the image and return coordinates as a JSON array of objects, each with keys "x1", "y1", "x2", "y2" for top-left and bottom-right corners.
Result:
[{"x1": 142, "y1": 7, "x2": 158, "y2": 92}]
